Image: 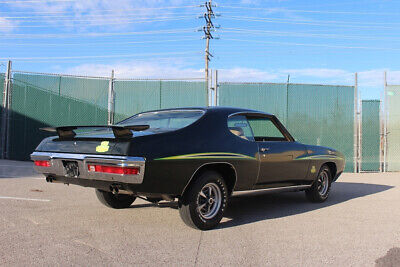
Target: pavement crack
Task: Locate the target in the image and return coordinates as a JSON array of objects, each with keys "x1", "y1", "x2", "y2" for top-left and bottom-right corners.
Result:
[{"x1": 194, "y1": 231, "x2": 203, "y2": 267}]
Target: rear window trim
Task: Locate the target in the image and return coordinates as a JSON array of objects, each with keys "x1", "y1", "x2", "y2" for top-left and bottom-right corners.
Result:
[{"x1": 116, "y1": 109, "x2": 206, "y2": 132}]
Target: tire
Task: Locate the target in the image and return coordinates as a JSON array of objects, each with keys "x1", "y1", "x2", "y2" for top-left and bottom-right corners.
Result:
[
  {"x1": 178, "y1": 171, "x2": 228, "y2": 230},
  {"x1": 95, "y1": 189, "x2": 136, "y2": 209},
  {"x1": 305, "y1": 165, "x2": 332, "y2": 203}
]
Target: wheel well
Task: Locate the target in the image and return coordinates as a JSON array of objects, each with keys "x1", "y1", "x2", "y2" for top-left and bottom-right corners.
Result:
[
  {"x1": 324, "y1": 162, "x2": 337, "y2": 179},
  {"x1": 183, "y1": 163, "x2": 237, "y2": 196}
]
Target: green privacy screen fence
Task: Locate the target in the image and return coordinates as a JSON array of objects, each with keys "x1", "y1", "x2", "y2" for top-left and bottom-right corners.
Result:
[
  {"x1": 113, "y1": 80, "x2": 206, "y2": 122},
  {"x1": 9, "y1": 73, "x2": 109, "y2": 160},
  {"x1": 219, "y1": 83, "x2": 355, "y2": 172},
  {"x1": 0, "y1": 73, "x2": 4, "y2": 120},
  {"x1": 361, "y1": 100, "x2": 381, "y2": 171},
  {"x1": 386, "y1": 85, "x2": 400, "y2": 171},
  {"x1": 7, "y1": 72, "x2": 206, "y2": 160},
  {"x1": 0, "y1": 73, "x2": 4, "y2": 156},
  {"x1": 3, "y1": 70, "x2": 382, "y2": 174}
]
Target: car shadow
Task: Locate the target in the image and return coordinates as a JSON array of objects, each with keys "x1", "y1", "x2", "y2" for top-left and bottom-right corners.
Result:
[{"x1": 217, "y1": 182, "x2": 393, "y2": 229}]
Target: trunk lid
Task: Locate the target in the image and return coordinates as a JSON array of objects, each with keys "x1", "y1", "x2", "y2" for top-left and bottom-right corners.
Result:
[{"x1": 36, "y1": 127, "x2": 154, "y2": 156}]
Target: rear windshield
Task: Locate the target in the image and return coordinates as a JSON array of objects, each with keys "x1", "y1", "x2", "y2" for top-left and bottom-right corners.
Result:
[{"x1": 117, "y1": 110, "x2": 205, "y2": 132}]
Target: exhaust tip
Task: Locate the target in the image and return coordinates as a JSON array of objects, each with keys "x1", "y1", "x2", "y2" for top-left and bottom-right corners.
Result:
[{"x1": 109, "y1": 185, "x2": 119, "y2": 194}]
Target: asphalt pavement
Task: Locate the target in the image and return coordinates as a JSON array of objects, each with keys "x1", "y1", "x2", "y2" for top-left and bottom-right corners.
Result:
[{"x1": 0, "y1": 160, "x2": 399, "y2": 266}]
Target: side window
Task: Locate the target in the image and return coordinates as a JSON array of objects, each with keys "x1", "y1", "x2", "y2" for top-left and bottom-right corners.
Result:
[
  {"x1": 247, "y1": 117, "x2": 287, "y2": 142},
  {"x1": 227, "y1": 115, "x2": 255, "y2": 141}
]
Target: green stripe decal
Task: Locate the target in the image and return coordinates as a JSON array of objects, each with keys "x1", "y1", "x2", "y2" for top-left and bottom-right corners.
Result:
[
  {"x1": 155, "y1": 152, "x2": 255, "y2": 160},
  {"x1": 295, "y1": 155, "x2": 345, "y2": 161}
]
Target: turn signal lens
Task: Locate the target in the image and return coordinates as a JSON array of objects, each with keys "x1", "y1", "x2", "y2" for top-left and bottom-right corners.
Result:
[
  {"x1": 87, "y1": 164, "x2": 139, "y2": 175},
  {"x1": 34, "y1": 160, "x2": 51, "y2": 167}
]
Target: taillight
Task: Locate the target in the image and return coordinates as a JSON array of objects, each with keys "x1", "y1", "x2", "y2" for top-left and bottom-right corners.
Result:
[
  {"x1": 34, "y1": 160, "x2": 51, "y2": 167},
  {"x1": 87, "y1": 164, "x2": 139, "y2": 175}
]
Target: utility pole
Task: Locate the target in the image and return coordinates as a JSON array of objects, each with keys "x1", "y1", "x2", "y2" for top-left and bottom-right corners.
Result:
[{"x1": 200, "y1": 0, "x2": 219, "y2": 106}]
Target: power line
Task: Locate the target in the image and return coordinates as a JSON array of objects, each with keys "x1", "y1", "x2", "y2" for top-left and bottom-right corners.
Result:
[
  {"x1": 222, "y1": 38, "x2": 400, "y2": 51},
  {"x1": 0, "y1": 16, "x2": 195, "y2": 28},
  {"x1": 7, "y1": 55, "x2": 202, "y2": 63},
  {"x1": 0, "y1": 0, "x2": 76, "y2": 3},
  {"x1": 219, "y1": 5, "x2": 400, "y2": 16},
  {"x1": 223, "y1": 15, "x2": 400, "y2": 27},
  {"x1": 0, "y1": 38, "x2": 201, "y2": 46},
  {"x1": 224, "y1": 16, "x2": 399, "y2": 29},
  {"x1": 221, "y1": 28, "x2": 400, "y2": 41},
  {"x1": 0, "y1": 4, "x2": 198, "y2": 11},
  {"x1": 2, "y1": 12, "x2": 199, "y2": 19},
  {"x1": 0, "y1": 28, "x2": 197, "y2": 39},
  {"x1": 0, "y1": 51, "x2": 202, "y2": 61}
]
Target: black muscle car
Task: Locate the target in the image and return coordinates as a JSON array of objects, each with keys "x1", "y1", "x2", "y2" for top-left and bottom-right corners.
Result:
[{"x1": 31, "y1": 107, "x2": 345, "y2": 230}]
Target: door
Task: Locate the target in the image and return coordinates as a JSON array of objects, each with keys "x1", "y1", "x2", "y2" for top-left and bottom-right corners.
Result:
[{"x1": 246, "y1": 116, "x2": 309, "y2": 188}]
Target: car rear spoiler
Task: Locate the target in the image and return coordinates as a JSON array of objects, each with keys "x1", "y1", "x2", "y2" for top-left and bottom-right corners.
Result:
[{"x1": 40, "y1": 125, "x2": 150, "y2": 139}]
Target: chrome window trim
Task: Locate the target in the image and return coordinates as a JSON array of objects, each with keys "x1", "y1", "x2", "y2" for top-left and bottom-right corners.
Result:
[
  {"x1": 227, "y1": 111, "x2": 295, "y2": 142},
  {"x1": 31, "y1": 152, "x2": 145, "y2": 184},
  {"x1": 117, "y1": 109, "x2": 206, "y2": 127}
]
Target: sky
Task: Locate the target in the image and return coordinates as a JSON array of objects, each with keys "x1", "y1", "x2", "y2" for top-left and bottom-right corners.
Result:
[{"x1": 1, "y1": 0, "x2": 400, "y2": 100}]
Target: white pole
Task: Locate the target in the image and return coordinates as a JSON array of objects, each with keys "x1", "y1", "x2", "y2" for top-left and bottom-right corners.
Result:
[
  {"x1": 107, "y1": 70, "x2": 115, "y2": 125},
  {"x1": 1, "y1": 60, "x2": 11, "y2": 159},
  {"x1": 214, "y1": 69, "x2": 218, "y2": 106},
  {"x1": 209, "y1": 69, "x2": 213, "y2": 106},
  {"x1": 383, "y1": 71, "x2": 388, "y2": 172},
  {"x1": 379, "y1": 91, "x2": 384, "y2": 172},
  {"x1": 354, "y1": 72, "x2": 358, "y2": 173},
  {"x1": 358, "y1": 91, "x2": 362, "y2": 172}
]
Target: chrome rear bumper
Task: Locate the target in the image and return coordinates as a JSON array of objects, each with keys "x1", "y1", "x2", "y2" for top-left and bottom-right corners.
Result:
[{"x1": 30, "y1": 152, "x2": 145, "y2": 184}]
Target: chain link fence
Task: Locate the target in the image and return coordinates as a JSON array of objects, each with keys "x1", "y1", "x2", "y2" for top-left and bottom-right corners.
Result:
[
  {"x1": 0, "y1": 72, "x2": 5, "y2": 157},
  {"x1": 0, "y1": 65, "x2": 393, "y2": 173},
  {"x1": 1, "y1": 70, "x2": 205, "y2": 160},
  {"x1": 113, "y1": 79, "x2": 206, "y2": 122},
  {"x1": 385, "y1": 84, "x2": 400, "y2": 171},
  {"x1": 219, "y1": 82, "x2": 356, "y2": 172},
  {"x1": 361, "y1": 100, "x2": 381, "y2": 171}
]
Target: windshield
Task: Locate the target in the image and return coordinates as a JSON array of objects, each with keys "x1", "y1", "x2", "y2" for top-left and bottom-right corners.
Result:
[{"x1": 117, "y1": 109, "x2": 205, "y2": 132}]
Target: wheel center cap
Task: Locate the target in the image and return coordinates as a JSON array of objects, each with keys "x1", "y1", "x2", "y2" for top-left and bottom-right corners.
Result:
[{"x1": 208, "y1": 198, "x2": 214, "y2": 205}]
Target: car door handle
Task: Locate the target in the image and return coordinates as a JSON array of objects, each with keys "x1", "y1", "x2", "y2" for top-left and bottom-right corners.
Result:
[{"x1": 260, "y1": 147, "x2": 269, "y2": 152}]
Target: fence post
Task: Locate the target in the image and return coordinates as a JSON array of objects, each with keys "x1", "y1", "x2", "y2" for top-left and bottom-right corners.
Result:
[
  {"x1": 358, "y1": 91, "x2": 362, "y2": 172},
  {"x1": 1, "y1": 60, "x2": 11, "y2": 159},
  {"x1": 354, "y1": 72, "x2": 359, "y2": 173},
  {"x1": 379, "y1": 91, "x2": 384, "y2": 172},
  {"x1": 107, "y1": 70, "x2": 115, "y2": 125},
  {"x1": 206, "y1": 68, "x2": 210, "y2": 107},
  {"x1": 383, "y1": 71, "x2": 388, "y2": 172},
  {"x1": 286, "y1": 74, "x2": 290, "y2": 126},
  {"x1": 214, "y1": 69, "x2": 218, "y2": 106}
]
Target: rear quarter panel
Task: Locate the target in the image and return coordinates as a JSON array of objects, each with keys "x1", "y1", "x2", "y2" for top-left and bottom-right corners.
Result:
[
  {"x1": 302, "y1": 145, "x2": 345, "y2": 182},
  {"x1": 127, "y1": 110, "x2": 259, "y2": 195}
]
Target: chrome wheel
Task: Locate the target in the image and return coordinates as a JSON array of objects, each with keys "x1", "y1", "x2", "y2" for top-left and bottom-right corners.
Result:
[
  {"x1": 196, "y1": 182, "x2": 222, "y2": 220},
  {"x1": 317, "y1": 170, "x2": 329, "y2": 196}
]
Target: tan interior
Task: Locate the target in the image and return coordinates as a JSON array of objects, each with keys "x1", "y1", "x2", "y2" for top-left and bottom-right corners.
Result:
[{"x1": 229, "y1": 127, "x2": 248, "y2": 140}]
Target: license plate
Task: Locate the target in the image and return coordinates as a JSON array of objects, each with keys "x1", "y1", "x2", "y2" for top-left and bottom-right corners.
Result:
[{"x1": 63, "y1": 161, "x2": 79, "y2": 178}]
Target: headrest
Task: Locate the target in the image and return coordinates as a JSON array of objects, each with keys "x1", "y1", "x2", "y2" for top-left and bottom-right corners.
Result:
[{"x1": 229, "y1": 127, "x2": 244, "y2": 136}]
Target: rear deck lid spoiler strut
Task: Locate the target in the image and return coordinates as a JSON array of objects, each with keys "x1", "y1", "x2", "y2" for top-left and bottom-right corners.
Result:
[{"x1": 40, "y1": 125, "x2": 150, "y2": 139}]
